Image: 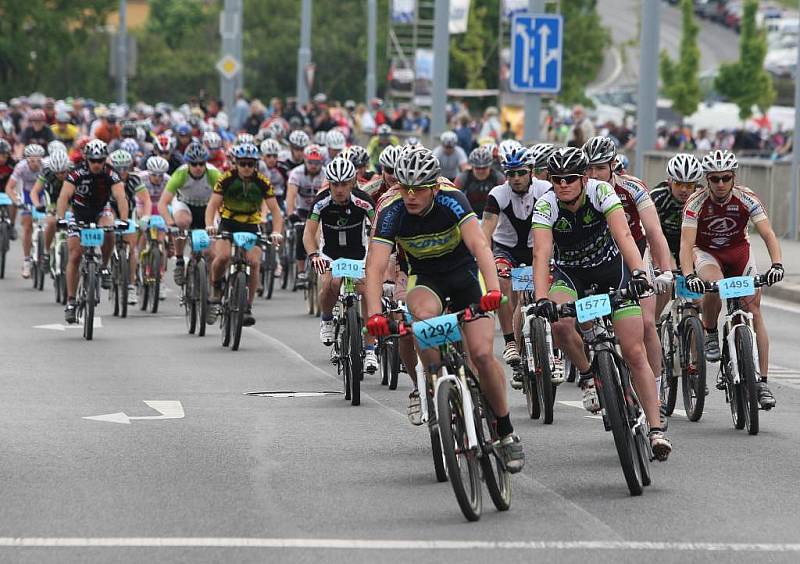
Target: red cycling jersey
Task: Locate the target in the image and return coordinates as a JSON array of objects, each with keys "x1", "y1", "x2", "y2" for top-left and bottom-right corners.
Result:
[
  {"x1": 612, "y1": 173, "x2": 653, "y2": 246},
  {"x1": 682, "y1": 185, "x2": 767, "y2": 251}
]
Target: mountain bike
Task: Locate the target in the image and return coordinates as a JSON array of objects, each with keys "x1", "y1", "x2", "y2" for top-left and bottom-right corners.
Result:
[
  {"x1": 51, "y1": 216, "x2": 69, "y2": 304},
  {"x1": 258, "y1": 231, "x2": 277, "y2": 300},
  {"x1": 29, "y1": 207, "x2": 47, "y2": 291},
  {"x1": 377, "y1": 283, "x2": 401, "y2": 390},
  {"x1": 329, "y1": 258, "x2": 365, "y2": 406},
  {"x1": 0, "y1": 193, "x2": 13, "y2": 279},
  {"x1": 659, "y1": 272, "x2": 706, "y2": 421},
  {"x1": 110, "y1": 220, "x2": 135, "y2": 318},
  {"x1": 67, "y1": 222, "x2": 116, "y2": 341},
  {"x1": 552, "y1": 287, "x2": 652, "y2": 496},
  {"x1": 217, "y1": 231, "x2": 258, "y2": 351},
  {"x1": 177, "y1": 228, "x2": 210, "y2": 336},
  {"x1": 281, "y1": 216, "x2": 301, "y2": 291},
  {"x1": 138, "y1": 215, "x2": 166, "y2": 313}
]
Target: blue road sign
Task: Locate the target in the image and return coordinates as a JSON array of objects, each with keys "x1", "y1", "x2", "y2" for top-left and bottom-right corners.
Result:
[{"x1": 510, "y1": 13, "x2": 563, "y2": 94}]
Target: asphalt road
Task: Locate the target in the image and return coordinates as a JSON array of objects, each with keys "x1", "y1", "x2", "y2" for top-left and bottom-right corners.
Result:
[
  {"x1": 1, "y1": 242, "x2": 799, "y2": 564},
  {"x1": 594, "y1": 0, "x2": 741, "y2": 90}
]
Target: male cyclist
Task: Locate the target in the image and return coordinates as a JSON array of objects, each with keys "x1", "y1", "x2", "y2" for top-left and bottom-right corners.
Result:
[
  {"x1": 304, "y1": 157, "x2": 378, "y2": 372},
  {"x1": 206, "y1": 143, "x2": 284, "y2": 327},
  {"x1": 365, "y1": 146, "x2": 525, "y2": 473},
  {"x1": 528, "y1": 143, "x2": 556, "y2": 181},
  {"x1": 680, "y1": 150, "x2": 782, "y2": 410},
  {"x1": 282, "y1": 130, "x2": 309, "y2": 171},
  {"x1": 259, "y1": 139, "x2": 288, "y2": 209},
  {"x1": 454, "y1": 147, "x2": 505, "y2": 218},
  {"x1": 5, "y1": 144, "x2": 46, "y2": 277},
  {"x1": 325, "y1": 129, "x2": 347, "y2": 161},
  {"x1": 31, "y1": 150, "x2": 72, "y2": 270},
  {"x1": 285, "y1": 144, "x2": 324, "y2": 284},
  {"x1": 366, "y1": 124, "x2": 399, "y2": 171},
  {"x1": 432, "y1": 131, "x2": 468, "y2": 181},
  {"x1": 532, "y1": 147, "x2": 671, "y2": 460}
]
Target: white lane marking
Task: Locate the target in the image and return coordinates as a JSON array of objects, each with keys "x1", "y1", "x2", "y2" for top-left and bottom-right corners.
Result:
[
  {"x1": 34, "y1": 316, "x2": 103, "y2": 331},
  {"x1": 0, "y1": 538, "x2": 798, "y2": 552},
  {"x1": 83, "y1": 401, "x2": 184, "y2": 425}
]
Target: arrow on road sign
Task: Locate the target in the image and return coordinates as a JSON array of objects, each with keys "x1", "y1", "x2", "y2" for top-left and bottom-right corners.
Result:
[
  {"x1": 537, "y1": 23, "x2": 559, "y2": 84},
  {"x1": 83, "y1": 401, "x2": 184, "y2": 424},
  {"x1": 35, "y1": 317, "x2": 103, "y2": 331}
]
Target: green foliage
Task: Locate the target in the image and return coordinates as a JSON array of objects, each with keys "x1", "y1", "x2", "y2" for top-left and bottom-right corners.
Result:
[
  {"x1": 558, "y1": 0, "x2": 611, "y2": 105},
  {"x1": 660, "y1": 0, "x2": 701, "y2": 118},
  {"x1": 449, "y1": 3, "x2": 491, "y2": 90},
  {"x1": 714, "y1": 0, "x2": 775, "y2": 120}
]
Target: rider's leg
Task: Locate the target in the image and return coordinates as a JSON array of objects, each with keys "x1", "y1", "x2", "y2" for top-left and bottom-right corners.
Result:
[
  {"x1": 44, "y1": 215, "x2": 56, "y2": 251},
  {"x1": 613, "y1": 310, "x2": 661, "y2": 429},
  {"x1": 640, "y1": 294, "x2": 663, "y2": 388},
  {"x1": 66, "y1": 236, "x2": 81, "y2": 298},
  {"x1": 99, "y1": 214, "x2": 114, "y2": 266},
  {"x1": 549, "y1": 290, "x2": 591, "y2": 374},
  {"x1": 210, "y1": 239, "x2": 232, "y2": 297},
  {"x1": 21, "y1": 214, "x2": 32, "y2": 258},
  {"x1": 405, "y1": 286, "x2": 443, "y2": 375},
  {"x1": 462, "y1": 316, "x2": 509, "y2": 419},
  {"x1": 173, "y1": 209, "x2": 193, "y2": 259},
  {"x1": 245, "y1": 246, "x2": 261, "y2": 306},
  {"x1": 124, "y1": 231, "x2": 138, "y2": 285},
  {"x1": 743, "y1": 292, "x2": 769, "y2": 378},
  {"x1": 318, "y1": 271, "x2": 341, "y2": 316}
]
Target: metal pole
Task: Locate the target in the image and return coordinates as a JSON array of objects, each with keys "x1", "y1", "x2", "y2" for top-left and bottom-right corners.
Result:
[
  {"x1": 790, "y1": 1, "x2": 800, "y2": 239},
  {"x1": 431, "y1": 0, "x2": 450, "y2": 137},
  {"x1": 117, "y1": 0, "x2": 127, "y2": 105},
  {"x1": 220, "y1": 0, "x2": 241, "y2": 122},
  {"x1": 635, "y1": 0, "x2": 660, "y2": 178},
  {"x1": 366, "y1": 0, "x2": 377, "y2": 104},
  {"x1": 234, "y1": 0, "x2": 243, "y2": 93},
  {"x1": 296, "y1": 0, "x2": 313, "y2": 106},
  {"x1": 523, "y1": 0, "x2": 544, "y2": 143}
]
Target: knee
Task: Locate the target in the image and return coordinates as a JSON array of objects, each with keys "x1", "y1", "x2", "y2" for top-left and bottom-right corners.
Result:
[
  {"x1": 470, "y1": 346, "x2": 494, "y2": 368},
  {"x1": 551, "y1": 318, "x2": 575, "y2": 342}
]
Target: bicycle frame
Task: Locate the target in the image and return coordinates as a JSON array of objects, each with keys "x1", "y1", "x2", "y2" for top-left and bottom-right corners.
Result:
[
  {"x1": 722, "y1": 299, "x2": 759, "y2": 385},
  {"x1": 433, "y1": 360, "x2": 479, "y2": 450}
]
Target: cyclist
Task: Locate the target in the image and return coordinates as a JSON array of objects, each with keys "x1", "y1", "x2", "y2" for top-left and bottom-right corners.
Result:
[
  {"x1": 203, "y1": 131, "x2": 229, "y2": 172},
  {"x1": 432, "y1": 131, "x2": 468, "y2": 181},
  {"x1": 283, "y1": 130, "x2": 309, "y2": 171},
  {"x1": 614, "y1": 154, "x2": 629, "y2": 176},
  {"x1": 205, "y1": 143, "x2": 284, "y2": 327},
  {"x1": 56, "y1": 140, "x2": 128, "y2": 324},
  {"x1": 141, "y1": 156, "x2": 171, "y2": 218},
  {"x1": 529, "y1": 143, "x2": 556, "y2": 181},
  {"x1": 325, "y1": 129, "x2": 346, "y2": 161},
  {"x1": 342, "y1": 145, "x2": 374, "y2": 185},
  {"x1": 531, "y1": 147, "x2": 671, "y2": 460},
  {"x1": 147, "y1": 134, "x2": 182, "y2": 174},
  {"x1": 481, "y1": 145, "x2": 551, "y2": 374},
  {"x1": 304, "y1": 157, "x2": 378, "y2": 372},
  {"x1": 50, "y1": 112, "x2": 79, "y2": 147},
  {"x1": 20, "y1": 109, "x2": 55, "y2": 149},
  {"x1": 31, "y1": 150, "x2": 72, "y2": 270},
  {"x1": 158, "y1": 142, "x2": 222, "y2": 286},
  {"x1": 5, "y1": 144, "x2": 46, "y2": 278},
  {"x1": 365, "y1": 146, "x2": 525, "y2": 473},
  {"x1": 0, "y1": 139, "x2": 16, "y2": 198},
  {"x1": 362, "y1": 145, "x2": 401, "y2": 203},
  {"x1": 285, "y1": 144, "x2": 325, "y2": 284},
  {"x1": 680, "y1": 150, "x2": 782, "y2": 409},
  {"x1": 259, "y1": 139, "x2": 287, "y2": 209},
  {"x1": 366, "y1": 124, "x2": 399, "y2": 171},
  {"x1": 109, "y1": 149, "x2": 152, "y2": 303},
  {"x1": 454, "y1": 146, "x2": 505, "y2": 218},
  {"x1": 174, "y1": 123, "x2": 194, "y2": 156}
]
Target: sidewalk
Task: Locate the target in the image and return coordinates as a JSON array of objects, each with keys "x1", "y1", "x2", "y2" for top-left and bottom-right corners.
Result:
[{"x1": 750, "y1": 236, "x2": 800, "y2": 303}]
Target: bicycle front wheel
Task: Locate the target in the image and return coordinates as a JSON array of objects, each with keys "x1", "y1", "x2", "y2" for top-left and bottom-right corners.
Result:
[
  {"x1": 0, "y1": 221, "x2": 7, "y2": 278},
  {"x1": 149, "y1": 246, "x2": 161, "y2": 314},
  {"x1": 184, "y1": 261, "x2": 197, "y2": 334},
  {"x1": 346, "y1": 305, "x2": 362, "y2": 405},
  {"x1": 659, "y1": 318, "x2": 678, "y2": 415},
  {"x1": 478, "y1": 401, "x2": 511, "y2": 511},
  {"x1": 735, "y1": 326, "x2": 759, "y2": 435},
  {"x1": 119, "y1": 249, "x2": 129, "y2": 319},
  {"x1": 83, "y1": 261, "x2": 97, "y2": 341},
  {"x1": 681, "y1": 316, "x2": 706, "y2": 421},
  {"x1": 196, "y1": 258, "x2": 208, "y2": 337},
  {"x1": 35, "y1": 230, "x2": 45, "y2": 290},
  {"x1": 427, "y1": 388, "x2": 448, "y2": 483},
  {"x1": 230, "y1": 271, "x2": 247, "y2": 351},
  {"x1": 265, "y1": 245, "x2": 276, "y2": 300},
  {"x1": 531, "y1": 317, "x2": 555, "y2": 424},
  {"x1": 437, "y1": 379, "x2": 482, "y2": 521}
]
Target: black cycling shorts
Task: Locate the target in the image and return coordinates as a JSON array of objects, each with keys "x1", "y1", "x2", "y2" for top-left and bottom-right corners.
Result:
[
  {"x1": 407, "y1": 264, "x2": 485, "y2": 313},
  {"x1": 492, "y1": 242, "x2": 531, "y2": 267},
  {"x1": 219, "y1": 217, "x2": 259, "y2": 235},
  {"x1": 187, "y1": 204, "x2": 206, "y2": 230}
]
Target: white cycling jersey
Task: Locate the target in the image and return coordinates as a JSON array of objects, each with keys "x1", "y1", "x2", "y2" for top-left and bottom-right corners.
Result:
[{"x1": 485, "y1": 179, "x2": 551, "y2": 249}]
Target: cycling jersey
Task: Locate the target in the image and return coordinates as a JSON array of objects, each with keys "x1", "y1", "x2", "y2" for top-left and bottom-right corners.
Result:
[
  {"x1": 141, "y1": 171, "x2": 170, "y2": 205},
  {"x1": 0, "y1": 157, "x2": 17, "y2": 191},
  {"x1": 213, "y1": 169, "x2": 275, "y2": 225},
  {"x1": 650, "y1": 182, "x2": 683, "y2": 259},
  {"x1": 455, "y1": 168, "x2": 505, "y2": 217},
  {"x1": 612, "y1": 173, "x2": 653, "y2": 246},
  {"x1": 309, "y1": 187, "x2": 375, "y2": 260},
  {"x1": 532, "y1": 179, "x2": 624, "y2": 270},
  {"x1": 37, "y1": 169, "x2": 65, "y2": 209},
  {"x1": 287, "y1": 164, "x2": 324, "y2": 211},
  {"x1": 682, "y1": 185, "x2": 767, "y2": 251},
  {"x1": 65, "y1": 162, "x2": 121, "y2": 221},
  {"x1": 110, "y1": 173, "x2": 147, "y2": 219},
  {"x1": 165, "y1": 164, "x2": 221, "y2": 207},
  {"x1": 373, "y1": 184, "x2": 477, "y2": 276},
  {"x1": 257, "y1": 162, "x2": 286, "y2": 198},
  {"x1": 20, "y1": 126, "x2": 54, "y2": 149},
  {"x1": 485, "y1": 179, "x2": 551, "y2": 251},
  {"x1": 432, "y1": 145, "x2": 468, "y2": 180},
  {"x1": 10, "y1": 159, "x2": 41, "y2": 193},
  {"x1": 50, "y1": 123, "x2": 79, "y2": 145}
]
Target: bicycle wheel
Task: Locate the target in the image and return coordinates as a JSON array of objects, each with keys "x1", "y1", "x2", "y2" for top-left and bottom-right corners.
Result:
[
  {"x1": 83, "y1": 261, "x2": 97, "y2": 341},
  {"x1": 437, "y1": 378, "x2": 482, "y2": 521},
  {"x1": 306, "y1": 268, "x2": 317, "y2": 315},
  {"x1": 338, "y1": 321, "x2": 351, "y2": 400},
  {"x1": 426, "y1": 388, "x2": 448, "y2": 482},
  {"x1": 196, "y1": 258, "x2": 208, "y2": 337},
  {"x1": 634, "y1": 424, "x2": 653, "y2": 487},
  {"x1": 265, "y1": 245, "x2": 276, "y2": 300},
  {"x1": 184, "y1": 261, "x2": 197, "y2": 334},
  {"x1": 231, "y1": 271, "x2": 247, "y2": 351},
  {"x1": 35, "y1": 230, "x2": 45, "y2": 290},
  {"x1": 723, "y1": 330, "x2": 745, "y2": 430},
  {"x1": 735, "y1": 326, "x2": 759, "y2": 435},
  {"x1": 111, "y1": 255, "x2": 120, "y2": 317},
  {"x1": 119, "y1": 248, "x2": 129, "y2": 319},
  {"x1": 58, "y1": 244, "x2": 67, "y2": 304},
  {"x1": 221, "y1": 281, "x2": 232, "y2": 348},
  {"x1": 520, "y1": 332, "x2": 541, "y2": 419},
  {"x1": 149, "y1": 246, "x2": 161, "y2": 314},
  {"x1": 531, "y1": 317, "x2": 556, "y2": 424},
  {"x1": 139, "y1": 262, "x2": 149, "y2": 311},
  {"x1": 0, "y1": 221, "x2": 7, "y2": 278},
  {"x1": 388, "y1": 339, "x2": 400, "y2": 390},
  {"x1": 681, "y1": 316, "x2": 706, "y2": 421},
  {"x1": 478, "y1": 397, "x2": 512, "y2": 511},
  {"x1": 659, "y1": 318, "x2": 678, "y2": 415},
  {"x1": 596, "y1": 350, "x2": 643, "y2": 496},
  {"x1": 346, "y1": 305, "x2": 362, "y2": 406}
]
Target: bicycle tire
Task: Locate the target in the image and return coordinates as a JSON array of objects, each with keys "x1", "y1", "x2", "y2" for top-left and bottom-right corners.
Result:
[
  {"x1": 388, "y1": 339, "x2": 400, "y2": 390},
  {"x1": 139, "y1": 261, "x2": 149, "y2": 311},
  {"x1": 149, "y1": 246, "x2": 161, "y2": 314},
  {"x1": 520, "y1": 333, "x2": 541, "y2": 419},
  {"x1": 723, "y1": 329, "x2": 745, "y2": 430},
  {"x1": 265, "y1": 245, "x2": 276, "y2": 300},
  {"x1": 119, "y1": 248, "x2": 129, "y2": 319},
  {"x1": 196, "y1": 258, "x2": 208, "y2": 337},
  {"x1": 437, "y1": 379, "x2": 482, "y2": 521},
  {"x1": 379, "y1": 338, "x2": 389, "y2": 386},
  {"x1": 426, "y1": 389, "x2": 448, "y2": 482},
  {"x1": 35, "y1": 230, "x2": 45, "y2": 290},
  {"x1": 0, "y1": 221, "x2": 7, "y2": 278},
  {"x1": 185, "y1": 261, "x2": 197, "y2": 334},
  {"x1": 221, "y1": 279, "x2": 232, "y2": 348},
  {"x1": 596, "y1": 350, "x2": 643, "y2": 496},
  {"x1": 532, "y1": 317, "x2": 555, "y2": 424},
  {"x1": 58, "y1": 244, "x2": 67, "y2": 304},
  {"x1": 231, "y1": 271, "x2": 247, "y2": 351},
  {"x1": 735, "y1": 326, "x2": 759, "y2": 435},
  {"x1": 111, "y1": 254, "x2": 120, "y2": 317},
  {"x1": 659, "y1": 319, "x2": 678, "y2": 415},
  {"x1": 83, "y1": 261, "x2": 96, "y2": 341},
  {"x1": 478, "y1": 398, "x2": 512, "y2": 511},
  {"x1": 681, "y1": 316, "x2": 706, "y2": 421},
  {"x1": 337, "y1": 321, "x2": 351, "y2": 400},
  {"x1": 346, "y1": 305, "x2": 362, "y2": 406},
  {"x1": 634, "y1": 424, "x2": 653, "y2": 487}
]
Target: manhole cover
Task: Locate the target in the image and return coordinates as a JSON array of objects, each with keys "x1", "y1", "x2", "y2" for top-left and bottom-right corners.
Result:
[{"x1": 245, "y1": 391, "x2": 343, "y2": 398}]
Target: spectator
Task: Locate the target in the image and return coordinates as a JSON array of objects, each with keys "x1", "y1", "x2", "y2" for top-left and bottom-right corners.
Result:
[
  {"x1": 356, "y1": 103, "x2": 375, "y2": 137},
  {"x1": 232, "y1": 90, "x2": 250, "y2": 133},
  {"x1": 566, "y1": 105, "x2": 595, "y2": 148},
  {"x1": 478, "y1": 106, "x2": 502, "y2": 140},
  {"x1": 243, "y1": 99, "x2": 267, "y2": 135},
  {"x1": 454, "y1": 114, "x2": 475, "y2": 155}
]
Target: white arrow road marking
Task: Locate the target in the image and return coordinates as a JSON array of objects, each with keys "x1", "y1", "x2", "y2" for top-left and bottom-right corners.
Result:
[
  {"x1": 35, "y1": 317, "x2": 102, "y2": 331},
  {"x1": 83, "y1": 401, "x2": 184, "y2": 424}
]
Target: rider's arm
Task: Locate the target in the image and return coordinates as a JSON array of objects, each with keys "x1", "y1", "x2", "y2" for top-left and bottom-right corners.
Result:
[
  {"x1": 302, "y1": 217, "x2": 320, "y2": 255},
  {"x1": 285, "y1": 183, "x2": 298, "y2": 217},
  {"x1": 56, "y1": 181, "x2": 75, "y2": 219},
  {"x1": 532, "y1": 227, "x2": 553, "y2": 301},
  {"x1": 4, "y1": 176, "x2": 16, "y2": 198},
  {"x1": 606, "y1": 208, "x2": 645, "y2": 273},
  {"x1": 679, "y1": 226, "x2": 697, "y2": 277},
  {"x1": 639, "y1": 205, "x2": 672, "y2": 272},
  {"x1": 157, "y1": 190, "x2": 174, "y2": 225},
  {"x1": 462, "y1": 217, "x2": 500, "y2": 293},
  {"x1": 111, "y1": 182, "x2": 129, "y2": 220},
  {"x1": 480, "y1": 211, "x2": 498, "y2": 245},
  {"x1": 266, "y1": 197, "x2": 283, "y2": 235},
  {"x1": 754, "y1": 219, "x2": 782, "y2": 265},
  {"x1": 135, "y1": 186, "x2": 151, "y2": 213},
  {"x1": 205, "y1": 193, "x2": 223, "y2": 228},
  {"x1": 365, "y1": 240, "x2": 392, "y2": 317},
  {"x1": 30, "y1": 178, "x2": 44, "y2": 208}
]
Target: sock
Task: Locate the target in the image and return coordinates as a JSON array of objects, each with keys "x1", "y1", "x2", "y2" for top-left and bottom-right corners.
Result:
[
  {"x1": 503, "y1": 333, "x2": 515, "y2": 345},
  {"x1": 496, "y1": 414, "x2": 514, "y2": 437},
  {"x1": 579, "y1": 369, "x2": 592, "y2": 383},
  {"x1": 649, "y1": 426, "x2": 663, "y2": 434},
  {"x1": 321, "y1": 313, "x2": 333, "y2": 322}
]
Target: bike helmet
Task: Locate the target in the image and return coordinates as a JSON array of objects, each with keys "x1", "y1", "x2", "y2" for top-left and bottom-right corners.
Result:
[
  {"x1": 48, "y1": 150, "x2": 71, "y2": 173},
  {"x1": 304, "y1": 144, "x2": 324, "y2": 162},
  {"x1": 701, "y1": 149, "x2": 738, "y2": 173},
  {"x1": 47, "y1": 140, "x2": 68, "y2": 155},
  {"x1": 288, "y1": 130, "x2": 310, "y2": 149},
  {"x1": 394, "y1": 146, "x2": 440, "y2": 186},
  {"x1": 325, "y1": 157, "x2": 357, "y2": 183},
  {"x1": 0, "y1": 139, "x2": 11, "y2": 154},
  {"x1": 109, "y1": 149, "x2": 133, "y2": 170},
  {"x1": 498, "y1": 139, "x2": 521, "y2": 159},
  {"x1": 146, "y1": 156, "x2": 169, "y2": 174},
  {"x1": 175, "y1": 123, "x2": 192, "y2": 137},
  {"x1": 203, "y1": 131, "x2": 222, "y2": 150},
  {"x1": 500, "y1": 145, "x2": 530, "y2": 171},
  {"x1": 378, "y1": 145, "x2": 401, "y2": 171},
  {"x1": 235, "y1": 133, "x2": 255, "y2": 146},
  {"x1": 582, "y1": 136, "x2": 617, "y2": 165},
  {"x1": 183, "y1": 142, "x2": 209, "y2": 163},
  {"x1": 153, "y1": 134, "x2": 175, "y2": 153},
  {"x1": 547, "y1": 147, "x2": 589, "y2": 176},
  {"x1": 232, "y1": 143, "x2": 260, "y2": 160},
  {"x1": 28, "y1": 109, "x2": 46, "y2": 122},
  {"x1": 260, "y1": 139, "x2": 281, "y2": 156},
  {"x1": 342, "y1": 145, "x2": 369, "y2": 167},
  {"x1": 377, "y1": 124, "x2": 392, "y2": 137},
  {"x1": 666, "y1": 153, "x2": 703, "y2": 183},
  {"x1": 326, "y1": 129, "x2": 346, "y2": 151},
  {"x1": 120, "y1": 121, "x2": 137, "y2": 138},
  {"x1": 120, "y1": 138, "x2": 140, "y2": 156},
  {"x1": 405, "y1": 136, "x2": 420, "y2": 146},
  {"x1": 439, "y1": 131, "x2": 458, "y2": 147},
  {"x1": 613, "y1": 154, "x2": 629, "y2": 174},
  {"x1": 268, "y1": 121, "x2": 286, "y2": 139},
  {"x1": 528, "y1": 143, "x2": 556, "y2": 169},
  {"x1": 313, "y1": 130, "x2": 327, "y2": 146},
  {"x1": 468, "y1": 147, "x2": 494, "y2": 168},
  {"x1": 23, "y1": 144, "x2": 46, "y2": 158}
]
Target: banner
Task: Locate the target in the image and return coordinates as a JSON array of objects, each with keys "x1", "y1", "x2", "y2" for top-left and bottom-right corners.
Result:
[
  {"x1": 391, "y1": 0, "x2": 416, "y2": 24},
  {"x1": 503, "y1": 0, "x2": 528, "y2": 19},
  {"x1": 414, "y1": 48, "x2": 434, "y2": 106},
  {"x1": 449, "y1": 0, "x2": 471, "y2": 34}
]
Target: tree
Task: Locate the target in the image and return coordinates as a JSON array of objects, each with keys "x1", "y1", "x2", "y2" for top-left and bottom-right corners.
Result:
[
  {"x1": 449, "y1": 2, "x2": 491, "y2": 90},
  {"x1": 714, "y1": 0, "x2": 775, "y2": 120},
  {"x1": 660, "y1": 0, "x2": 701, "y2": 118},
  {"x1": 558, "y1": 0, "x2": 611, "y2": 105}
]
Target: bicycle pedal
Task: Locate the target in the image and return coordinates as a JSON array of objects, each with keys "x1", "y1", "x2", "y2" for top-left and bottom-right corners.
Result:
[{"x1": 551, "y1": 375, "x2": 565, "y2": 386}]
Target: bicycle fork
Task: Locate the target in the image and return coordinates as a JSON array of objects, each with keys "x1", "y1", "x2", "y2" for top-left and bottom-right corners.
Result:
[
  {"x1": 434, "y1": 369, "x2": 479, "y2": 451},
  {"x1": 724, "y1": 311, "x2": 760, "y2": 385}
]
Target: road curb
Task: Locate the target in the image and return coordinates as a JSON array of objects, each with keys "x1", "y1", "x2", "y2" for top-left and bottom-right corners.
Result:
[{"x1": 762, "y1": 283, "x2": 800, "y2": 304}]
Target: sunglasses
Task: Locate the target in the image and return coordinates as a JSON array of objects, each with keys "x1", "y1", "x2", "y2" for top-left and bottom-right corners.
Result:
[
  {"x1": 88, "y1": 158, "x2": 106, "y2": 164},
  {"x1": 671, "y1": 180, "x2": 696, "y2": 189},
  {"x1": 505, "y1": 169, "x2": 529, "y2": 178},
  {"x1": 383, "y1": 167, "x2": 395, "y2": 175},
  {"x1": 264, "y1": 154, "x2": 278, "y2": 158},
  {"x1": 707, "y1": 174, "x2": 733, "y2": 184},
  {"x1": 189, "y1": 162, "x2": 206, "y2": 167},
  {"x1": 551, "y1": 174, "x2": 583, "y2": 185},
  {"x1": 149, "y1": 173, "x2": 164, "y2": 179},
  {"x1": 399, "y1": 183, "x2": 435, "y2": 194},
  {"x1": 237, "y1": 160, "x2": 256, "y2": 168}
]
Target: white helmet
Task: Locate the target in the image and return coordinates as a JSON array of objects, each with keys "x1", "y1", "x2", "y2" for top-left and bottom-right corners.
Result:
[
  {"x1": 109, "y1": 149, "x2": 133, "y2": 170},
  {"x1": 528, "y1": 143, "x2": 556, "y2": 168},
  {"x1": 325, "y1": 157, "x2": 357, "y2": 183},
  {"x1": 394, "y1": 146, "x2": 440, "y2": 187},
  {"x1": 701, "y1": 150, "x2": 738, "y2": 173},
  {"x1": 203, "y1": 131, "x2": 222, "y2": 150},
  {"x1": 288, "y1": 130, "x2": 310, "y2": 149},
  {"x1": 440, "y1": 131, "x2": 458, "y2": 147},
  {"x1": 47, "y1": 140, "x2": 68, "y2": 155},
  {"x1": 326, "y1": 129, "x2": 346, "y2": 151},
  {"x1": 235, "y1": 133, "x2": 255, "y2": 145},
  {"x1": 84, "y1": 139, "x2": 108, "y2": 159},
  {"x1": 146, "y1": 156, "x2": 169, "y2": 174},
  {"x1": 47, "y1": 150, "x2": 71, "y2": 173},
  {"x1": 666, "y1": 153, "x2": 703, "y2": 183},
  {"x1": 313, "y1": 131, "x2": 327, "y2": 146},
  {"x1": 23, "y1": 144, "x2": 46, "y2": 158},
  {"x1": 378, "y1": 145, "x2": 401, "y2": 171},
  {"x1": 260, "y1": 139, "x2": 281, "y2": 156}
]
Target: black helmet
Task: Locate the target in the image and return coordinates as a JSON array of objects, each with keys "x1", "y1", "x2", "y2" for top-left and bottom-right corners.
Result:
[
  {"x1": 581, "y1": 136, "x2": 616, "y2": 165},
  {"x1": 547, "y1": 147, "x2": 588, "y2": 176}
]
